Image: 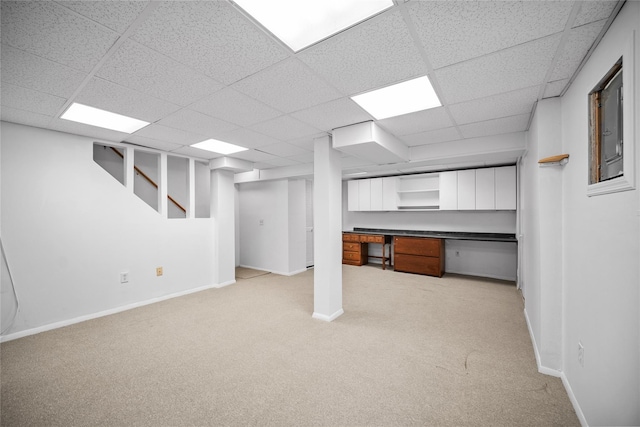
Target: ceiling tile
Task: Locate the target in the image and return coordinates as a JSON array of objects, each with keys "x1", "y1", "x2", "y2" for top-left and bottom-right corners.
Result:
[
  {"x1": 228, "y1": 150, "x2": 277, "y2": 163},
  {"x1": 233, "y1": 58, "x2": 343, "y2": 114},
  {"x1": 1, "y1": 83, "x2": 66, "y2": 117},
  {"x1": 1, "y1": 1, "x2": 119, "y2": 72},
  {"x1": 543, "y1": 79, "x2": 570, "y2": 98},
  {"x1": 156, "y1": 109, "x2": 238, "y2": 138},
  {"x1": 550, "y1": 20, "x2": 607, "y2": 81},
  {"x1": 291, "y1": 98, "x2": 373, "y2": 132},
  {"x1": 249, "y1": 116, "x2": 321, "y2": 141},
  {"x1": 130, "y1": 1, "x2": 288, "y2": 85},
  {"x1": 287, "y1": 152, "x2": 315, "y2": 164},
  {"x1": 287, "y1": 137, "x2": 316, "y2": 152},
  {"x1": 459, "y1": 114, "x2": 530, "y2": 139},
  {"x1": 96, "y1": 40, "x2": 224, "y2": 107},
  {"x1": 408, "y1": 1, "x2": 573, "y2": 69},
  {"x1": 0, "y1": 106, "x2": 53, "y2": 129},
  {"x1": 401, "y1": 127, "x2": 462, "y2": 147},
  {"x1": 219, "y1": 128, "x2": 283, "y2": 150},
  {"x1": 435, "y1": 34, "x2": 561, "y2": 104},
  {"x1": 448, "y1": 86, "x2": 539, "y2": 125},
  {"x1": 48, "y1": 117, "x2": 130, "y2": 142},
  {"x1": 56, "y1": 1, "x2": 149, "y2": 34},
  {"x1": 75, "y1": 78, "x2": 182, "y2": 123},
  {"x1": 1, "y1": 45, "x2": 87, "y2": 98},
  {"x1": 377, "y1": 107, "x2": 453, "y2": 136},
  {"x1": 169, "y1": 145, "x2": 221, "y2": 160},
  {"x1": 132, "y1": 124, "x2": 206, "y2": 146},
  {"x1": 126, "y1": 135, "x2": 184, "y2": 153},
  {"x1": 254, "y1": 157, "x2": 301, "y2": 170},
  {"x1": 258, "y1": 142, "x2": 310, "y2": 158},
  {"x1": 573, "y1": 1, "x2": 618, "y2": 28},
  {"x1": 341, "y1": 155, "x2": 378, "y2": 168},
  {"x1": 298, "y1": 10, "x2": 427, "y2": 95},
  {"x1": 190, "y1": 88, "x2": 281, "y2": 127}
]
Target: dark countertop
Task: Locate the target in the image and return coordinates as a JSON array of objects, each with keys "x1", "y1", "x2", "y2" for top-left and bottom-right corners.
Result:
[{"x1": 347, "y1": 228, "x2": 517, "y2": 243}]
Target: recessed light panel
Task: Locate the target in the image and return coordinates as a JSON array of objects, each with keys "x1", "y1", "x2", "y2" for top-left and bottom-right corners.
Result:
[
  {"x1": 60, "y1": 103, "x2": 149, "y2": 133},
  {"x1": 351, "y1": 76, "x2": 442, "y2": 120},
  {"x1": 234, "y1": 0, "x2": 393, "y2": 52},
  {"x1": 191, "y1": 139, "x2": 248, "y2": 155}
]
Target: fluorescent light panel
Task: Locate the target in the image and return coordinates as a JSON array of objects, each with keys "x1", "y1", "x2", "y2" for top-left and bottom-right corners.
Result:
[
  {"x1": 351, "y1": 76, "x2": 442, "y2": 120},
  {"x1": 191, "y1": 139, "x2": 248, "y2": 155},
  {"x1": 234, "y1": 0, "x2": 393, "y2": 52},
  {"x1": 60, "y1": 103, "x2": 149, "y2": 133}
]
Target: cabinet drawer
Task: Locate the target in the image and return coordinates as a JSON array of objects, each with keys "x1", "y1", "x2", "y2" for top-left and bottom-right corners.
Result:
[
  {"x1": 394, "y1": 253, "x2": 442, "y2": 277},
  {"x1": 343, "y1": 242, "x2": 361, "y2": 252},
  {"x1": 343, "y1": 233, "x2": 361, "y2": 242},
  {"x1": 342, "y1": 251, "x2": 362, "y2": 261},
  {"x1": 361, "y1": 234, "x2": 384, "y2": 243},
  {"x1": 394, "y1": 236, "x2": 442, "y2": 257}
]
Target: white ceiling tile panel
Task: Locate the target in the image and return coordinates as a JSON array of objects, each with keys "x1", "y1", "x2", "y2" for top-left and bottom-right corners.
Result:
[
  {"x1": 48, "y1": 118, "x2": 130, "y2": 142},
  {"x1": 543, "y1": 79, "x2": 570, "y2": 98},
  {"x1": 287, "y1": 137, "x2": 316, "y2": 152},
  {"x1": 189, "y1": 88, "x2": 282, "y2": 128},
  {"x1": 291, "y1": 98, "x2": 373, "y2": 132},
  {"x1": 459, "y1": 114, "x2": 530, "y2": 139},
  {"x1": 130, "y1": 1, "x2": 288, "y2": 85},
  {"x1": 573, "y1": 1, "x2": 618, "y2": 28},
  {"x1": 254, "y1": 157, "x2": 301, "y2": 169},
  {"x1": 0, "y1": 106, "x2": 53, "y2": 129},
  {"x1": 1, "y1": 83, "x2": 67, "y2": 117},
  {"x1": 401, "y1": 127, "x2": 462, "y2": 147},
  {"x1": 407, "y1": 1, "x2": 572, "y2": 69},
  {"x1": 377, "y1": 107, "x2": 453, "y2": 136},
  {"x1": 341, "y1": 156, "x2": 378, "y2": 168},
  {"x1": 96, "y1": 40, "x2": 224, "y2": 107},
  {"x1": 156, "y1": 109, "x2": 238, "y2": 138},
  {"x1": 55, "y1": 1, "x2": 149, "y2": 34},
  {"x1": 168, "y1": 145, "x2": 220, "y2": 160},
  {"x1": 549, "y1": 20, "x2": 607, "y2": 81},
  {"x1": 229, "y1": 150, "x2": 277, "y2": 163},
  {"x1": 132, "y1": 124, "x2": 206, "y2": 146},
  {"x1": 219, "y1": 128, "x2": 283, "y2": 150},
  {"x1": 232, "y1": 58, "x2": 342, "y2": 113},
  {"x1": 287, "y1": 152, "x2": 315, "y2": 164},
  {"x1": 1, "y1": 1, "x2": 119, "y2": 72},
  {"x1": 435, "y1": 34, "x2": 561, "y2": 104},
  {"x1": 1, "y1": 45, "x2": 88, "y2": 98},
  {"x1": 448, "y1": 86, "x2": 539, "y2": 125},
  {"x1": 258, "y1": 142, "x2": 310, "y2": 158},
  {"x1": 75, "y1": 78, "x2": 182, "y2": 123},
  {"x1": 298, "y1": 10, "x2": 427, "y2": 95},
  {"x1": 126, "y1": 135, "x2": 184, "y2": 153},
  {"x1": 249, "y1": 116, "x2": 321, "y2": 141}
]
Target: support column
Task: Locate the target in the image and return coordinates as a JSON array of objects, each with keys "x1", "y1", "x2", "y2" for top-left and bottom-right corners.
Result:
[
  {"x1": 312, "y1": 135, "x2": 343, "y2": 321},
  {"x1": 211, "y1": 169, "x2": 236, "y2": 287}
]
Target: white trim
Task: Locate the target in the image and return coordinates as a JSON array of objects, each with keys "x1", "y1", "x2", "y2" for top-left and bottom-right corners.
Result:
[
  {"x1": 214, "y1": 279, "x2": 236, "y2": 288},
  {"x1": 312, "y1": 308, "x2": 344, "y2": 322},
  {"x1": 0, "y1": 283, "x2": 219, "y2": 343},
  {"x1": 561, "y1": 372, "x2": 589, "y2": 427},
  {"x1": 523, "y1": 308, "x2": 562, "y2": 378},
  {"x1": 238, "y1": 264, "x2": 308, "y2": 277},
  {"x1": 445, "y1": 269, "x2": 517, "y2": 282}
]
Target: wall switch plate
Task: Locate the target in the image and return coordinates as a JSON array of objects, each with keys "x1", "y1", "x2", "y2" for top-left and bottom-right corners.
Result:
[
  {"x1": 578, "y1": 341, "x2": 584, "y2": 367},
  {"x1": 120, "y1": 272, "x2": 129, "y2": 284},
  {"x1": 156, "y1": 267, "x2": 163, "y2": 276}
]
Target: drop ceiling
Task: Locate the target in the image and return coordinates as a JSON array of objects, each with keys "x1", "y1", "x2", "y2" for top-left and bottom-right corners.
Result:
[{"x1": 0, "y1": 0, "x2": 622, "y2": 177}]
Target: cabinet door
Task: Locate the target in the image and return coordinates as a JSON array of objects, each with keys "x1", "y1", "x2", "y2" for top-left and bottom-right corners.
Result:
[
  {"x1": 382, "y1": 177, "x2": 398, "y2": 211},
  {"x1": 347, "y1": 180, "x2": 359, "y2": 211},
  {"x1": 439, "y1": 171, "x2": 457, "y2": 210},
  {"x1": 475, "y1": 168, "x2": 495, "y2": 210},
  {"x1": 358, "y1": 179, "x2": 371, "y2": 211},
  {"x1": 495, "y1": 166, "x2": 516, "y2": 210},
  {"x1": 457, "y1": 169, "x2": 476, "y2": 210},
  {"x1": 370, "y1": 178, "x2": 383, "y2": 210}
]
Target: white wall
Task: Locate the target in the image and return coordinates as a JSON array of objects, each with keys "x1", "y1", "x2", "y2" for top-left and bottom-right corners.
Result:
[
  {"x1": 0, "y1": 122, "x2": 216, "y2": 340},
  {"x1": 522, "y1": 3, "x2": 640, "y2": 425}
]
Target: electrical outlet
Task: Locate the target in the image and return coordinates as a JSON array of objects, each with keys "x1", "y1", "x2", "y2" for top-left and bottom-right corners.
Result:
[
  {"x1": 156, "y1": 267, "x2": 163, "y2": 276},
  {"x1": 120, "y1": 272, "x2": 129, "y2": 284},
  {"x1": 578, "y1": 341, "x2": 584, "y2": 367},
  {"x1": 455, "y1": 251, "x2": 460, "y2": 257},
  {"x1": 259, "y1": 219, "x2": 264, "y2": 226}
]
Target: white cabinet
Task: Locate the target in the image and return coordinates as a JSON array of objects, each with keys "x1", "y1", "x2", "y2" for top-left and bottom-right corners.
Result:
[
  {"x1": 397, "y1": 174, "x2": 439, "y2": 210},
  {"x1": 382, "y1": 177, "x2": 398, "y2": 211},
  {"x1": 358, "y1": 179, "x2": 371, "y2": 211},
  {"x1": 475, "y1": 168, "x2": 495, "y2": 210},
  {"x1": 495, "y1": 165, "x2": 516, "y2": 210},
  {"x1": 370, "y1": 178, "x2": 383, "y2": 210},
  {"x1": 457, "y1": 169, "x2": 476, "y2": 210},
  {"x1": 347, "y1": 180, "x2": 359, "y2": 211},
  {"x1": 439, "y1": 171, "x2": 457, "y2": 210}
]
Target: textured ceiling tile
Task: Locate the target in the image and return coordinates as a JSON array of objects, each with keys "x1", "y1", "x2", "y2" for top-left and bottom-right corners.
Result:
[
  {"x1": 1, "y1": 105, "x2": 52, "y2": 128},
  {"x1": 1, "y1": 83, "x2": 66, "y2": 116},
  {"x1": 49, "y1": 117, "x2": 130, "y2": 142},
  {"x1": 377, "y1": 107, "x2": 453, "y2": 136},
  {"x1": 96, "y1": 40, "x2": 224, "y2": 107},
  {"x1": 408, "y1": 1, "x2": 573, "y2": 69},
  {"x1": 131, "y1": 1, "x2": 288, "y2": 85},
  {"x1": 75, "y1": 78, "x2": 182, "y2": 123},
  {"x1": 436, "y1": 34, "x2": 561, "y2": 104},
  {"x1": 1, "y1": 1, "x2": 119, "y2": 72},
  {"x1": 156, "y1": 109, "x2": 238, "y2": 138},
  {"x1": 1, "y1": 45, "x2": 87, "y2": 98},
  {"x1": 169, "y1": 145, "x2": 220, "y2": 160},
  {"x1": 459, "y1": 114, "x2": 530, "y2": 139},
  {"x1": 232, "y1": 58, "x2": 342, "y2": 113},
  {"x1": 287, "y1": 137, "x2": 316, "y2": 152},
  {"x1": 448, "y1": 86, "x2": 539, "y2": 125},
  {"x1": 298, "y1": 10, "x2": 427, "y2": 95},
  {"x1": 229, "y1": 150, "x2": 277, "y2": 163},
  {"x1": 189, "y1": 88, "x2": 282, "y2": 127},
  {"x1": 549, "y1": 20, "x2": 606, "y2": 81},
  {"x1": 573, "y1": 1, "x2": 618, "y2": 28},
  {"x1": 254, "y1": 157, "x2": 301, "y2": 169},
  {"x1": 258, "y1": 142, "x2": 310, "y2": 158},
  {"x1": 219, "y1": 128, "x2": 283, "y2": 150},
  {"x1": 401, "y1": 127, "x2": 462, "y2": 147},
  {"x1": 249, "y1": 116, "x2": 321, "y2": 141},
  {"x1": 291, "y1": 98, "x2": 373, "y2": 132},
  {"x1": 132, "y1": 124, "x2": 206, "y2": 146},
  {"x1": 125, "y1": 135, "x2": 184, "y2": 153},
  {"x1": 56, "y1": 1, "x2": 149, "y2": 34},
  {"x1": 287, "y1": 152, "x2": 315, "y2": 164},
  {"x1": 543, "y1": 79, "x2": 570, "y2": 98}
]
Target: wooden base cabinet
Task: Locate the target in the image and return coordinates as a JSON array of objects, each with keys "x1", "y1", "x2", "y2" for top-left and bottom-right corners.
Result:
[
  {"x1": 342, "y1": 239, "x2": 368, "y2": 266},
  {"x1": 393, "y1": 236, "x2": 444, "y2": 277}
]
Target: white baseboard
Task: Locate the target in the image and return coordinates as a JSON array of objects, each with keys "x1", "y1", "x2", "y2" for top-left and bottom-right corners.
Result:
[
  {"x1": 560, "y1": 371, "x2": 588, "y2": 426},
  {"x1": 214, "y1": 279, "x2": 236, "y2": 288},
  {"x1": 0, "y1": 283, "x2": 219, "y2": 343},
  {"x1": 446, "y1": 268, "x2": 516, "y2": 282},
  {"x1": 312, "y1": 308, "x2": 344, "y2": 322},
  {"x1": 238, "y1": 264, "x2": 307, "y2": 277},
  {"x1": 523, "y1": 308, "x2": 562, "y2": 377}
]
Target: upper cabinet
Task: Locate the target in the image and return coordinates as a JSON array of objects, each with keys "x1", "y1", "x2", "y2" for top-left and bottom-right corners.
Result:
[
  {"x1": 397, "y1": 174, "x2": 439, "y2": 210},
  {"x1": 495, "y1": 165, "x2": 516, "y2": 210},
  {"x1": 457, "y1": 169, "x2": 476, "y2": 210},
  {"x1": 439, "y1": 171, "x2": 457, "y2": 210},
  {"x1": 475, "y1": 168, "x2": 496, "y2": 210}
]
